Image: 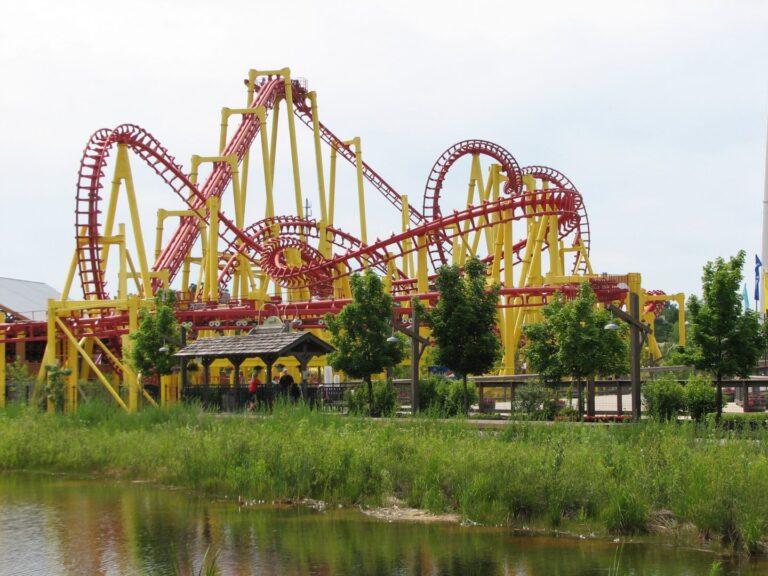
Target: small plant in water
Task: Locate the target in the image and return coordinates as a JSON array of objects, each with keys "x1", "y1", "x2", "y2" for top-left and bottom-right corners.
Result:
[
  {"x1": 172, "y1": 545, "x2": 219, "y2": 576},
  {"x1": 607, "y1": 544, "x2": 623, "y2": 576}
]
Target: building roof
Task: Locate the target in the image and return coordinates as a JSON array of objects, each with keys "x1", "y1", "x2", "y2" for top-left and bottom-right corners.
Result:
[
  {"x1": 174, "y1": 329, "x2": 334, "y2": 363},
  {"x1": 0, "y1": 277, "x2": 60, "y2": 321}
]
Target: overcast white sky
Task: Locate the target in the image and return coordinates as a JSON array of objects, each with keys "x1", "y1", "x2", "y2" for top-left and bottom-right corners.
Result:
[{"x1": 0, "y1": 0, "x2": 766, "y2": 302}]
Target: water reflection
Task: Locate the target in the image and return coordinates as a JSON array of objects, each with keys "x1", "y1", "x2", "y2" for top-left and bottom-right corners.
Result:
[{"x1": 0, "y1": 474, "x2": 765, "y2": 575}]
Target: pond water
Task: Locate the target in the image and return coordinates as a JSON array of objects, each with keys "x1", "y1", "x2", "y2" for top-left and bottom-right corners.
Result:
[{"x1": 0, "y1": 474, "x2": 766, "y2": 575}]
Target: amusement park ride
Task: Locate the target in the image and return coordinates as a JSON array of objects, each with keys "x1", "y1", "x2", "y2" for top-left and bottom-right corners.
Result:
[{"x1": 0, "y1": 68, "x2": 685, "y2": 411}]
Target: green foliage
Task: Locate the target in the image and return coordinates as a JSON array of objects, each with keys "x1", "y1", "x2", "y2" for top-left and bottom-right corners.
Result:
[
  {"x1": 325, "y1": 271, "x2": 404, "y2": 411},
  {"x1": 44, "y1": 364, "x2": 71, "y2": 412},
  {"x1": 347, "y1": 381, "x2": 399, "y2": 417},
  {"x1": 429, "y1": 257, "x2": 501, "y2": 414},
  {"x1": 687, "y1": 251, "x2": 767, "y2": 414},
  {"x1": 602, "y1": 490, "x2": 649, "y2": 535},
  {"x1": 129, "y1": 289, "x2": 181, "y2": 377},
  {"x1": 705, "y1": 412, "x2": 768, "y2": 432},
  {"x1": 684, "y1": 375, "x2": 716, "y2": 423},
  {"x1": 642, "y1": 376, "x2": 685, "y2": 421},
  {"x1": 418, "y1": 376, "x2": 478, "y2": 417},
  {"x1": 5, "y1": 409, "x2": 768, "y2": 550},
  {"x1": 522, "y1": 283, "x2": 629, "y2": 384},
  {"x1": 654, "y1": 302, "x2": 680, "y2": 344},
  {"x1": 513, "y1": 382, "x2": 548, "y2": 418}
]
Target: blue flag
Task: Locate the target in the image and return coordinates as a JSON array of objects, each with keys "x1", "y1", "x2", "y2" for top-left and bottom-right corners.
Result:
[
  {"x1": 743, "y1": 283, "x2": 751, "y2": 311},
  {"x1": 756, "y1": 255, "x2": 763, "y2": 302}
]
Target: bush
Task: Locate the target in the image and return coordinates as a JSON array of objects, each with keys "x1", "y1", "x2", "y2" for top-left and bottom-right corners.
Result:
[
  {"x1": 347, "y1": 381, "x2": 399, "y2": 417},
  {"x1": 514, "y1": 383, "x2": 548, "y2": 418},
  {"x1": 684, "y1": 375, "x2": 716, "y2": 423},
  {"x1": 418, "y1": 376, "x2": 477, "y2": 417},
  {"x1": 642, "y1": 376, "x2": 685, "y2": 421},
  {"x1": 705, "y1": 412, "x2": 768, "y2": 431}
]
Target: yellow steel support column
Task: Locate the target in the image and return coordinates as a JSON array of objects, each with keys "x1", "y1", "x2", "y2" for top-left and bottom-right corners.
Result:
[
  {"x1": 504, "y1": 296, "x2": 516, "y2": 375},
  {"x1": 257, "y1": 107, "x2": 275, "y2": 221},
  {"x1": 125, "y1": 295, "x2": 139, "y2": 411},
  {"x1": 281, "y1": 69, "x2": 305, "y2": 219},
  {"x1": 66, "y1": 333, "x2": 78, "y2": 413},
  {"x1": 309, "y1": 91, "x2": 329, "y2": 225},
  {"x1": 328, "y1": 144, "x2": 337, "y2": 227},
  {"x1": 545, "y1": 181, "x2": 562, "y2": 277},
  {"x1": 207, "y1": 196, "x2": 220, "y2": 302},
  {"x1": 55, "y1": 318, "x2": 128, "y2": 411},
  {"x1": 676, "y1": 293, "x2": 686, "y2": 346},
  {"x1": 0, "y1": 311, "x2": 5, "y2": 409},
  {"x1": 61, "y1": 226, "x2": 88, "y2": 302},
  {"x1": 118, "y1": 224, "x2": 127, "y2": 299},
  {"x1": 270, "y1": 98, "x2": 281, "y2": 180},
  {"x1": 401, "y1": 195, "x2": 415, "y2": 277},
  {"x1": 100, "y1": 153, "x2": 124, "y2": 277},
  {"x1": 117, "y1": 145, "x2": 153, "y2": 298},
  {"x1": 347, "y1": 138, "x2": 368, "y2": 245},
  {"x1": 417, "y1": 236, "x2": 428, "y2": 293}
]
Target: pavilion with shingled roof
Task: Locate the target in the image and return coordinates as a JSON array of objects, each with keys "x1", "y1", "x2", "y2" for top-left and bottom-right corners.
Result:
[{"x1": 174, "y1": 323, "x2": 335, "y2": 398}]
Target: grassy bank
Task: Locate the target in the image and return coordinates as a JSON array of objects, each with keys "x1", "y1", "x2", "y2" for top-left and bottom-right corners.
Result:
[{"x1": 1, "y1": 402, "x2": 768, "y2": 552}]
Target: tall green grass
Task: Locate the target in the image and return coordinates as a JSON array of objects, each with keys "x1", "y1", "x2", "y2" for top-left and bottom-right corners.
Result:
[{"x1": 2, "y1": 401, "x2": 768, "y2": 551}]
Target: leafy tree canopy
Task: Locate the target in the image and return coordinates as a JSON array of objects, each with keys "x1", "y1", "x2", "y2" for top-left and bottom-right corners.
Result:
[
  {"x1": 429, "y1": 257, "x2": 501, "y2": 413},
  {"x1": 128, "y1": 289, "x2": 180, "y2": 377},
  {"x1": 522, "y1": 282, "x2": 629, "y2": 384},
  {"x1": 686, "y1": 250, "x2": 766, "y2": 385},
  {"x1": 325, "y1": 270, "x2": 404, "y2": 410}
]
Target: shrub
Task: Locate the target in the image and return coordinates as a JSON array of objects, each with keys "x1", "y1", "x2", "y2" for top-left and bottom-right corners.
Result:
[
  {"x1": 705, "y1": 412, "x2": 768, "y2": 431},
  {"x1": 347, "y1": 381, "x2": 398, "y2": 417},
  {"x1": 642, "y1": 376, "x2": 685, "y2": 421},
  {"x1": 418, "y1": 376, "x2": 477, "y2": 417},
  {"x1": 684, "y1": 375, "x2": 716, "y2": 422},
  {"x1": 513, "y1": 382, "x2": 557, "y2": 420}
]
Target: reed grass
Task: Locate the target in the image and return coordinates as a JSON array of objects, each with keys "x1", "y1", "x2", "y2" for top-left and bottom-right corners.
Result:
[{"x1": 2, "y1": 401, "x2": 768, "y2": 551}]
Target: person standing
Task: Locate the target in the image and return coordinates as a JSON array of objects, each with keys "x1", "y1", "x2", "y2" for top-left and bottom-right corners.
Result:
[
  {"x1": 278, "y1": 368, "x2": 294, "y2": 400},
  {"x1": 247, "y1": 369, "x2": 261, "y2": 410}
]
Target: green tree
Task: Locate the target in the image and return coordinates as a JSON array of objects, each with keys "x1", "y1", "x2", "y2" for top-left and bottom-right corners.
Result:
[
  {"x1": 429, "y1": 257, "x2": 501, "y2": 415},
  {"x1": 325, "y1": 270, "x2": 404, "y2": 412},
  {"x1": 128, "y1": 289, "x2": 181, "y2": 377},
  {"x1": 522, "y1": 282, "x2": 629, "y2": 389},
  {"x1": 686, "y1": 251, "x2": 766, "y2": 418}
]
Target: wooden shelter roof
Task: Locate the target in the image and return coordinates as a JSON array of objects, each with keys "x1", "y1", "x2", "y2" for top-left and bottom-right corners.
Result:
[{"x1": 174, "y1": 328, "x2": 334, "y2": 362}]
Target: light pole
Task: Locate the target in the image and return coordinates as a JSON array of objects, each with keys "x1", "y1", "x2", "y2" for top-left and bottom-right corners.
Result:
[
  {"x1": 392, "y1": 304, "x2": 430, "y2": 415},
  {"x1": 605, "y1": 293, "x2": 650, "y2": 420}
]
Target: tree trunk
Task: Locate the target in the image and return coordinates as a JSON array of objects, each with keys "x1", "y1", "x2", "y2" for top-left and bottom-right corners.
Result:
[
  {"x1": 716, "y1": 374, "x2": 723, "y2": 422},
  {"x1": 463, "y1": 374, "x2": 469, "y2": 416},
  {"x1": 366, "y1": 376, "x2": 374, "y2": 415}
]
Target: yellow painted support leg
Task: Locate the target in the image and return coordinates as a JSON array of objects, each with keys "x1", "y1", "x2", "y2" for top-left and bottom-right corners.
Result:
[
  {"x1": 504, "y1": 298, "x2": 516, "y2": 375},
  {"x1": 328, "y1": 144, "x2": 337, "y2": 227},
  {"x1": 417, "y1": 236, "x2": 428, "y2": 294},
  {"x1": 282, "y1": 69, "x2": 305, "y2": 220},
  {"x1": 126, "y1": 295, "x2": 139, "y2": 411},
  {"x1": 207, "y1": 197, "x2": 220, "y2": 302},
  {"x1": 401, "y1": 195, "x2": 415, "y2": 277},
  {"x1": 309, "y1": 91, "x2": 329, "y2": 225},
  {"x1": 347, "y1": 138, "x2": 368, "y2": 245},
  {"x1": 66, "y1": 335, "x2": 78, "y2": 413},
  {"x1": 55, "y1": 318, "x2": 128, "y2": 411},
  {"x1": 117, "y1": 145, "x2": 154, "y2": 298}
]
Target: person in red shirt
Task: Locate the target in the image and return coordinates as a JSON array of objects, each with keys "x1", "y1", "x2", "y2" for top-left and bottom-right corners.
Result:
[{"x1": 247, "y1": 368, "x2": 261, "y2": 410}]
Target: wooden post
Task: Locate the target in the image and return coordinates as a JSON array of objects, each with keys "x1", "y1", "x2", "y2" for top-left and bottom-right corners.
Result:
[{"x1": 587, "y1": 379, "x2": 595, "y2": 417}]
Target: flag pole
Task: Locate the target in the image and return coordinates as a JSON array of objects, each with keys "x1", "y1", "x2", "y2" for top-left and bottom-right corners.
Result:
[{"x1": 761, "y1": 118, "x2": 768, "y2": 318}]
